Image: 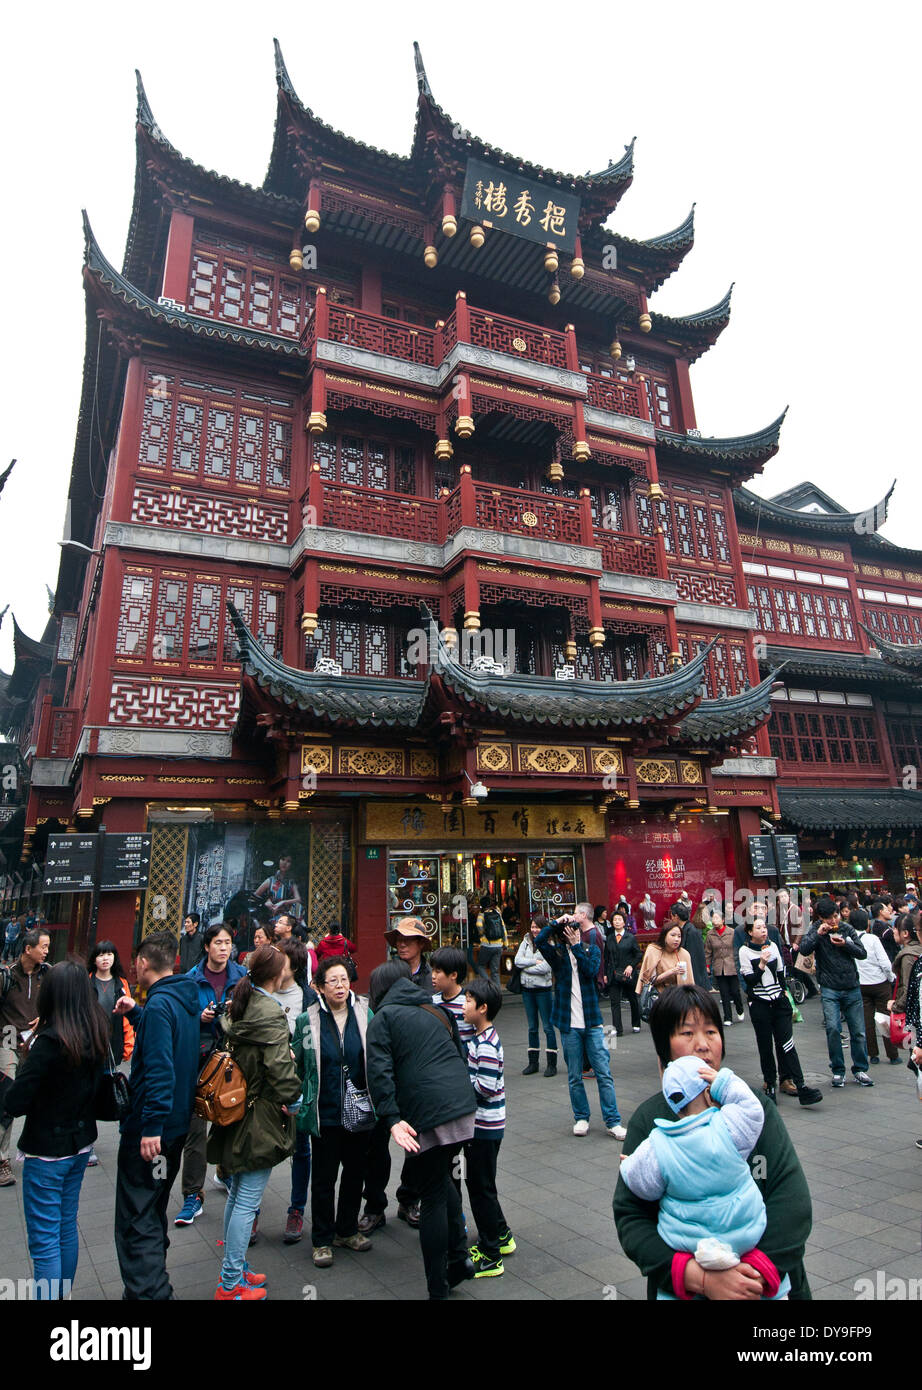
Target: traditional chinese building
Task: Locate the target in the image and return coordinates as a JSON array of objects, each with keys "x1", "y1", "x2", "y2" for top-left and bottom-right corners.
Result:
[
  {"x1": 8, "y1": 43, "x2": 884, "y2": 968},
  {"x1": 733, "y1": 481, "x2": 922, "y2": 894}
]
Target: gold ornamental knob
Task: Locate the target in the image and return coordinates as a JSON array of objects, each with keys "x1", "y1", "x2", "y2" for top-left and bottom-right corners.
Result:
[
  {"x1": 442, "y1": 214, "x2": 458, "y2": 237},
  {"x1": 289, "y1": 248, "x2": 303, "y2": 272},
  {"x1": 570, "y1": 257, "x2": 585, "y2": 279},
  {"x1": 638, "y1": 312, "x2": 652, "y2": 333},
  {"x1": 470, "y1": 225, "x2": 485, "y2": 248},
  {"x1": 304, "y1": 208, "x2": 321, "y2": 234},
  {"x1": 424, "y1": 245, "x2": 438, "y2": 268}
]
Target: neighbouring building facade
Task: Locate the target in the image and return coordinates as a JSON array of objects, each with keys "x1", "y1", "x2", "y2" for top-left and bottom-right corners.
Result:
[{"x1": 2, "y1": 45, "x2": 920, "y2": 970}]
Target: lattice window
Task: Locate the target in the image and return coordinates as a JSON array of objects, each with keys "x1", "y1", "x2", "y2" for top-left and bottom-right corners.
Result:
[
  {"x1": 137, "y1": 369, "x2": 293, "y2": 493},
  {"x1": 190, "y1": 256, "x2": 218, "y2": 314},
  {"x1": 769, "y1": 707, "x2": 882, "y2": 767},
  {"x1": 729, "y1": 640, "x2": 748, "y2": 691},
  {"x1": 562, "y1": 637, "x2": 640, "y2": 681},
  {"x1": 748, "y1": 583, "x2": 855, "y2": 643},
  {"x1": 225, "y1": 582, "x2": 254, "y2": 663},
  {"x1": 308, "y1": 432, "x2": 413, "y2": 492},
  {"x1": 139, "y1": 379, "x2": 174, "y2": 470},
  {"x1": 235, "y1": 412, "x2": 263, "y2": 486},
  {"x1": 887, "y1": 716, "x2": 922, "y2": 769},
  {"x1": 258, "y1": 587, "x2": 284, "y2": 659},
  {"x1": 189, "y1": 234, "x2": 316, "y2": 339},
  {"x1": 115, "y1": 573, "x2": 153, "y2": 657},
  {"x1": 190, "y1": 580, "x2": 221, "y2": 663},
  {"x1": 673, "y1": 501, "x2": 693, "y2": 558},
  {"x1": 864, "y1": 607, "x2": 920, "y2": 643},
  {"x1": 219, "y1": 262, "x2": 246, "y2": 321},
  {"x1": 693, "y1": 505, "x2": 712, "y2": 561},
  {"x1": 153, "y1": 575, "x2": 188, "y2": 662},
  {"x1": 712, "y1": 507, "x2": 731, "y2": 563},
  {"x1": 313, "y1": 613, "x2": 412, "y2": 678},
  {"x1": 654, "y1": 498, "x2": 674, "y2": 553},
  {"x1": 636, "y1": 492, "x2": 654, "y2": 537}
]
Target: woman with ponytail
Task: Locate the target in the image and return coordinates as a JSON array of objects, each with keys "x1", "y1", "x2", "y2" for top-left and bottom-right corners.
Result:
[
  {"x1": 206, "y1": 944, "x2": 303, "y2": 1300},
  {"x1": 2, "y1": 963, "x2": 109, "y2": 1297}
]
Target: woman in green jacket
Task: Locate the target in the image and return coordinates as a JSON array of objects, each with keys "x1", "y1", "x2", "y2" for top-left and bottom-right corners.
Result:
[{"x1": 207, "y1": 944, "x2": 302, "y2": 1301}]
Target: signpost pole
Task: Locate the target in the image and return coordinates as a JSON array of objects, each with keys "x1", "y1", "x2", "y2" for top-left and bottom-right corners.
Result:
[{"x1": 87, "y1": 827, "x2": 105, "y2": 959}]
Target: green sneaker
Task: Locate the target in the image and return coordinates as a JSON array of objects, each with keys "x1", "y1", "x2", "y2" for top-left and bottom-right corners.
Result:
[
  {"x1": 472, "y1": 1251, "x2": 504, "y2": 1278},
  {"x1": 498, "y1": 1229, "x2": 516, "y2": 1256}
]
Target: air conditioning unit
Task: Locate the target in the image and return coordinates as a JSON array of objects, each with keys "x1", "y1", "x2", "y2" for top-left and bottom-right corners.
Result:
[{"x1": 157, "y1": 296, "x2": 187, "y2": 312}]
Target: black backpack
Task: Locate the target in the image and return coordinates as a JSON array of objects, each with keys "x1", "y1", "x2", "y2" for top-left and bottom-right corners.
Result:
[{"x1": 483, "y1": 910, "x2": 504, "y2": 942}]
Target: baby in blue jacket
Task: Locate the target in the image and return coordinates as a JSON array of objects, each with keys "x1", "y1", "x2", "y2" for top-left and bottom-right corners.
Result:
[{"x1": 619, "y1": 1055, "x2": 789, "y2": 1300}]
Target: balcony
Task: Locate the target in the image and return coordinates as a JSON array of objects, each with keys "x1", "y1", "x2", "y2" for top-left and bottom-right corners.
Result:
[{"x1": 303, "y1": 476, "x2": 665, "y2": 582}]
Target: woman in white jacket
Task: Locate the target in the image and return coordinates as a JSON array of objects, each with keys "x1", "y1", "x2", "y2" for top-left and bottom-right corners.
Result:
[
  {"x1": 853, "y1": 907, "x2": 898, "y2": 1064},
  {"x1": 515, "y1": 914, "x2": 558, "y2": 1076}
]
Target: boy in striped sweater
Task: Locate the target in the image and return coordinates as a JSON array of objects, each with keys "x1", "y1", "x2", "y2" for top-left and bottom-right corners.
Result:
[{"x1": 462, "y1": 976, "x2": 514, "y2": 1278}]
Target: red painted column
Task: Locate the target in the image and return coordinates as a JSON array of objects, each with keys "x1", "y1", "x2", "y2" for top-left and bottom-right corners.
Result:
[
  {"x1": 578, "y1": 489, "x2": 595, "y2": 546},
  {"x1": 354, "y1": 839, "x2": 388, "y2": 991},
  {"x1": 722, "y1": 483, "x2": 750, "y2": 617},
  {"x1": 86, "y1": 798, "x2": 148, "y2": 965},
  {"x1": 458, "y1": 464, "x2": 476, "y2": 526},
  {"x1": 674, "y1": 358, "x2": 697, "y2": 431},
  {"x1": 109, "y1": 356, "x2": 146, "y2": 524},
  {"x1": 361, "y1": 266, "x2": 382, "y2": 316},
  {"x1": 462, "y1": 557, "x2": 480, "y2": 632},
  {"x1": 454, "y1": 291, "x2": 471, "y2": 343},
  {"x1": 161, "y1": 208, "x2": 195, "y2": 304},
  {"x1": 85, "y1": 552, "x2": 124, "y2": 727}
]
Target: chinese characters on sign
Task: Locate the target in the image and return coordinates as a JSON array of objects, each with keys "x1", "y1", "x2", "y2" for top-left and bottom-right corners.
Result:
[
  {"x1": 364, "y1": 802, "x2": 605, "y2": 844},
  {"x1": 460, "y1": 159, "x2": 581, "y2": 254}
]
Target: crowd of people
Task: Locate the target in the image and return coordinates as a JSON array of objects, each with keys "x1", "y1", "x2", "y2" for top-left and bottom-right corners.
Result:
[{"x1": 0, "y1": 880, "x2": 920, "y2": 1303}]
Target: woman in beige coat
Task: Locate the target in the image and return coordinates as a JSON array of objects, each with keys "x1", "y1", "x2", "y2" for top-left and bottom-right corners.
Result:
[{"x1": 704, "y1": 912, "x2": 745, "y2": 1025}]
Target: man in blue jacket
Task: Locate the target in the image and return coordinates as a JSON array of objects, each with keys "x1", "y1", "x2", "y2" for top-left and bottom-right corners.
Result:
[
  {"x1": 113, "y1": 930, "x2": 201, "y2": 1300},
  {"x1": 537, "y1": 904, "x2": 626, "y2": 1140},
  {"x1": 174, "y1": 922, "x2": 246, "y2": 1225}
]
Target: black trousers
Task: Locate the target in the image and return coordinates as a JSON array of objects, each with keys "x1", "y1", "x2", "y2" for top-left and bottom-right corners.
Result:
[
  {"x1": 716, "y1": 975, "x2": 744, "y2": 1021},
  {"x1": 609, "y1": 979, "x2": 640, "y2": 1033},
  {"x1": 362, "y1": 1117, "x2": 420, "y2": 1214},
  {"x1": 416, "y1": 1142, "x2": 468, "y2": 1299},
  {"x1": 310, "y1": 1125, "x2": 373, "y2": 1248},
  {"x1": 464, "y1": 1136, "x2": 506, "y2": 1259},
  {"x1": 114, "y1": 1132, "x2": 186, "y2": 1300},
  {"x1": 861, "y1": 980, "x2": 898, "y2": 1061},
  {"x1": 749, "y1": 995, "x2": 804, "y2": 1090}
]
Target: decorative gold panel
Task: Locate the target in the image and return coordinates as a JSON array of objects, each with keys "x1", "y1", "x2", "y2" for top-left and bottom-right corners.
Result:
[
  {"x1": 338, "y1": 748, "x2": 404, "y2": 777},
  {"x1": 636, "y1": 758, "x2": 677, "y2": 785},
  {"x1": 141, "y1": 824, "x2": 189, "y2": 938},
  {"x1": 409, "y1": 750, "x2": 437, "y2": 778},
  {"x1": 680, "y1": 759, "x2": 703, "y2": 785},
  {"x1": 820, "y1": 548, "x2": 846, "y2": 563},
  {"x1": 301, "y1": 745, "x2": 334, "y2": 775},
  {"x1": 763, "y1": 538, "x2": 791, "y2": 553},
  {"x1": 791, "y1": 543, "x2": 818, "y2": 558},
  {"x1": 477, "y1": 743, "x2": 513, "y2": 773},
  {"x1": 516, "y1": 745, "x2": 587, "y2": 774},
  {"x1": 364, "y1": 801, "x2": 607, "y2": 843},
  {"x1": 590, "y1": 747, "x2": 625, "y2": 775}
]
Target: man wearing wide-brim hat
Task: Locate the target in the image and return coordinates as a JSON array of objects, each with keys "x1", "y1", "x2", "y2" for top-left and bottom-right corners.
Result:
[{"x1": 358, "y1": 917, "x2": 433, "y2": 1236}]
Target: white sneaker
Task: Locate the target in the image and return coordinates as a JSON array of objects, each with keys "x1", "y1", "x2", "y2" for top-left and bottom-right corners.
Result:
[
  {"x1": 632, "y1": 1026, "x2": 641, "y2": 1033},
  {"x1": 735, "y1": 1008, "x2": 745, "y2": 1020},
  {"x1": 607, "y1": 1125, "x2": 627, "y2": 1140},
  {"x1": 572, "y1": 1119, "x2": 589, "y2": 1136},
  {"x1": 723, "y1": 1018, "x2": 733, "y2": 1027}
]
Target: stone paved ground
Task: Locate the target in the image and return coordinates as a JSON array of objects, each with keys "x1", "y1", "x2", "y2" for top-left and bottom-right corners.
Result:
[{"x1": 1, "y1": 993, "x2": 919, "y2": 1301}]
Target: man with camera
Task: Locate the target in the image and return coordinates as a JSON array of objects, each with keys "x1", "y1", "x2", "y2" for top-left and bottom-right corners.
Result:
[
  {"x1": 536, "y1": 904, "x2": 626, "y2": 1139},
  {"x1": 173, "y1": 922, "x2": 246, "y2": 1226},
  {"x1": 797, "y1": 895, "x2": 871, "y2": 1088}
]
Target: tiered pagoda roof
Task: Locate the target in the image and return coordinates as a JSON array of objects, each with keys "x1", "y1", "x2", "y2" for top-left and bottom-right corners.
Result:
[
  {"x1": 779, "y1": 787, "x2": 922, "y2": 832},
  {"x1": 759, "y1": 644, "x2": 919, "y2": 689},
  {"x1": 650, "y1": 284, "x2": 734, "y2": 361},
  {"x1": 734, "y1": 479, "x2": 897, "y2": 539},
  {"x1": 655, "y1": 410, "x2": 787, "y2": 480}
]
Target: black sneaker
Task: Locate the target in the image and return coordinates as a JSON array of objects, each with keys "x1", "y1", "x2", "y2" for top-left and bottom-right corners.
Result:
[
  {"x1": 498, "y1": 1228, "x2": 516, "y2": 1255},
  {"x1": 764, "y1": 1085, "x2": 777, "y2": 1104},
  {"x1": 447, "y1": 1257, "x2": 475, "y2": 1288},
  {"x1": 470, "y1": 1248, "x2": 504, "y2": 1278},
  {"x1": 358, "y1": 1211, "x2": 386, "y2": 1235},
  {"x1": 398, "y1": 1203, "x2": 420, "y2": 1229},
  {"x1": 915, "y1": 1138, "x2": 922, "y2": 1150},
  {"x1": 798, "y1": 1087, "x2": 823, "y2": 1106}
]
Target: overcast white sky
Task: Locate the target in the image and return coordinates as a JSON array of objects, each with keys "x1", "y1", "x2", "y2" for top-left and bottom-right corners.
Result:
[{"x1": 2, "y1": 0, "x2": 920, "y2": 669}]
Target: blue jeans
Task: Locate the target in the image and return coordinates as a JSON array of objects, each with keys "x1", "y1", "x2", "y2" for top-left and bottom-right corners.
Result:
[
  {"x1": 220, "y1": 1169, "x2": 272, "y2": 1291},
  {"x1": 820, "y1": 986, "x2": 869, "y2": 1074},
  {"x1": 523, "y1": 988, "x2": 556, "y2": 1051},
  {"x1": 290, "y1": 1127, "x2": 312, "y2": 1213},
  {"x1": 562, "y1": 1026, "x2": 621, "y2": 1127},
  {"x1": 22, "y1": 1151, "x2": 91, "y2": 1299}
]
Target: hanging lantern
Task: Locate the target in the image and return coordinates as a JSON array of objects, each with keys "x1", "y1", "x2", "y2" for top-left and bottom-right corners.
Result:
[
  {"x1": 638, "y1": 311, "x2": 652, "y2": 333},
  {"x1": 647, "y1": 481, "x2": 665, "y2": 500},
  {"x1": 610, "y1": 338, "x2": 622, "y2": 360},
  {"x1": 588, "y1": 626, "x2": 606, "y2": 650},
  {"x1": 434, "y1": 438, "x2": 453, "y2": 462},
  {"x1": 424, "y1": 245, "x2": 438, "y2": 268},
  {"x1": 546, "y1": 459, "x2": 564, "y2": 483},
  {"x1": 470, "y1": 224, "x2": 485, "y2": 248},
  {"x1": 454, "y1": 415, "x2": 475, "y2": 439},
  {"x1": 306, "y1": 412, "x2": 328, "y2": 436},
  {"x1": 289, "y1": 247, "x2": 303, "y2": 272},
  {"x1": 301, "y1": 612, "x2": 319, "y2": 637},
  {"x1": 572, "y1": 440, "x2": 591, "y2": 462},
  {"x1": 544, "y1": 249, "x2": 559, "y2": 274}
]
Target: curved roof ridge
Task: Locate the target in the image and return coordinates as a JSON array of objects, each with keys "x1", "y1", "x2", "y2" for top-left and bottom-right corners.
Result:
[
  {"x1": 653, "y1": 282, "x2": 734, "y2": 329},
  {"x1": 273, "y1": 38, "x2": 301, "y2": 103},
  {"x1": 587, "y1": 138, "x2": 636, "y2": 184},
  {"x1": 134, "y1": 70, "x2": 178, "y2": 155},
  {"x1": 413, "y1": 40, "x2": 432, "y2": 98},
  {"x1": 858, "y1": 622, "x2": 922, "y2": 670},
  {"x1": 674, "y1": 669, "x2": 782, "y2": 744},
  {"x1": 617, "y1": 203, "x2": 695, "y2": 253},
  {"x1": 657, "y1": 409, "x2": 787, "y2": 460},
  {"x1": 735, "y1": 476, "x2": 896, "y2": 534}
]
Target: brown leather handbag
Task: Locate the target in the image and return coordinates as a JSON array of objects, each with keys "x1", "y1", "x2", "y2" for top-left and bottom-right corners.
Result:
[{"x1": 194, "y1": 1050, "x2": 247, "y2": 1125}]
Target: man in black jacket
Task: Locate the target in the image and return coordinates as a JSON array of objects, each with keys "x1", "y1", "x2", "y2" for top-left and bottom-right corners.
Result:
[
  {"x1": 798, "y1": 896, "x2": 871, "y2": 1088},
  {"x1": 177, "y1": 913, "x2": 205, "y2": 974},
  {"x1": 0, "y1": 927, "x2": 50, "y2": 1186},
  {"x1": 366, "y1": 966, "x2": 476, "y2": 1300},
  {"x1": 670, "y1": 903, "x2": 706, "y2": 989}
]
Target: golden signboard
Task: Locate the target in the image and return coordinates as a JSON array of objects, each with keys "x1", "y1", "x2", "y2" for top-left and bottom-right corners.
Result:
[{"x1": 363, "y1": 802, "x2": 606, "y2": 844}]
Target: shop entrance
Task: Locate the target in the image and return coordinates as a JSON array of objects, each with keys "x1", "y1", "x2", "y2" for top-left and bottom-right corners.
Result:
[{"x1": 387, "y1": 847, "x2": 584, "y2": 950}]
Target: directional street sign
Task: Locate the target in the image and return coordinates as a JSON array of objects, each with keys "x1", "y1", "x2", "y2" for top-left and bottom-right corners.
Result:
[
  {"x1": 748, "y1": 834, "x2": 777, "y2": 878},
  {"x1": 45, "y1": 835, "x2": 98, "y2": 891},
  {"x1": 100, "y1": 833, "x2": 152, "y2": 892}
]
